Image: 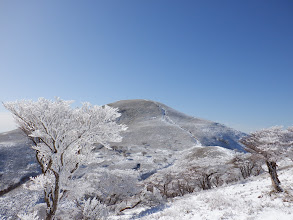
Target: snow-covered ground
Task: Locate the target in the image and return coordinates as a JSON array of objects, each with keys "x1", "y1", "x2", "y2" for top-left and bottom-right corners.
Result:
[
  {"x1": 1, "y1": 100, "x2": 291, "y2": 219},
  {"x1": 2, "y1": 160, "x2": 292, "y2": 220},
  {"x1": 115, "y1": 164, "x2": 293, "y2": 220}
]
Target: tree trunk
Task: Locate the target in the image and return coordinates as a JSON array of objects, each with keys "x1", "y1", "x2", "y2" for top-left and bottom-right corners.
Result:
[
  {"x1": 266, "y1": 161, "x2": 283, "y2": 192},
  {"x1": 46, "y1": 173, "x2": 60, "y2": 220},
  {"x1": 200, "y1": 173, "x2": 214, "y2": 190}
]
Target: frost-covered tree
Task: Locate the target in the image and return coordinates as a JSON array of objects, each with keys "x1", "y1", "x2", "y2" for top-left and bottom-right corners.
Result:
[
  {"x1": 232, "y1": 152, "x2": 264, "y2": 179},
  {"x1": 144, "y1": 146, "x2": 235, "y2": 198},
  {"x1": 81, "y1": 168, "x2": 141, "y2": 206},
  {"x1": 3, "y1": 98, "x2": 127, "y2": 220},
  {"x1": 284, "y1": 127, "x2": 293, "y2": 161},
  {"x1": 240, "y1": 126, "x2": 290, "y2": 192}
]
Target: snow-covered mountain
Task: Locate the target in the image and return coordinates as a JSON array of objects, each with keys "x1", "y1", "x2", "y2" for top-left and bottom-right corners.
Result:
[
  {"x1": 108, "y1": 99, "x2": 245, "y2": 151},
  {"x1": 7, "y1": 99, "x2": 293, "y2": 220},
  {"x1": 97, "y1": 99, "x2": 245, "y2": 176},
  {"x1": 0, "y1": 99, "x2": 245, "y2": 195}
]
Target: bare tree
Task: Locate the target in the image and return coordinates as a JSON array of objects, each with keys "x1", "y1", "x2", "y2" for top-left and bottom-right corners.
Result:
[
  {"x1": 284, "y1": 127, "x2": 293, "y2": 161},
  {"x1": 240, "y1": 126, "x2": 292, "y2": 192},
  {"x1": 233, "y1": 153, "x2": 264, "y2": 179}
]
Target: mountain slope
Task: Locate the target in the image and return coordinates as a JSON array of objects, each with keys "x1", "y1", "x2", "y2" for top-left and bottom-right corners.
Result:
[
  {"x1": 0, "y1": 99, "x2": 248, "y2": 219},
  {"x1": 130, "y1": 165, "x2": 293, "y2": 220},
  {"x1": 108, "y1": 99, "x2": 245, "y2": 151},
  {"x1": 0, "y1": 130, "x2": 40, "y2": 194},
  {"x1": 0, "y1": 99, "x2": 245, "y2": 195}
]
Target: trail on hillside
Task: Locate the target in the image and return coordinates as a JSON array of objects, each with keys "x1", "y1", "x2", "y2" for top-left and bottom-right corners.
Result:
[{"x1": 154, "y1": 102, "x2": 201, "y2": 146}]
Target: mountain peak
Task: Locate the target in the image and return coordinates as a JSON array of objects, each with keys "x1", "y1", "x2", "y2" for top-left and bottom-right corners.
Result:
[{"x1": 108, "y1": 99, "x2": 245, "y2": 152}]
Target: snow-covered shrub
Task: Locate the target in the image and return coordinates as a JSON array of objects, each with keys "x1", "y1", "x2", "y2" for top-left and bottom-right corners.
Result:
[
  {"x1": 232, "y1": 152, "x2": 264, "y2": 179},
  {"x1": 83, "y1": 168, "x2": 141, "y2": 206},
  {"x1": 144, "y1": 172, "x2": 181, "y2": 198},
  {"x1": 80, "y1": 198, "x2": 109, "y2": 220},
  {"x1": 284, "y1": 126, "x2": 293, "y2": 162},
  {"x1": 140, "y1": 186, "x2": 165, "y2": 207},
  {"x1": 143, "y1": 146, "x2": 238, "y2": 199},
  {"x1": 117, "y1": 185, "x2": 166, "y2": 214},
  {"x1": 17, "y1": 211, "x2": 40, "y2": 220}
]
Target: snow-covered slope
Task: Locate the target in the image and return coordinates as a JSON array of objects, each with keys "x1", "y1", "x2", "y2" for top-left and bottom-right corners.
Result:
[
  {"x1": 113, "y1": 164, "x2": 293, "y2": 220},
  {"x1": 104, "y1": 99, "x2": 245, "y2": 174},
  {"x1": 0, "y1": 130, "x2": 40, "y2": 194},
  {"x1": 108, "y1": 99, "x2": 245, "y2": 151},
  {"x1": 0, "y1": 99, "x2": 245, "y2": 194},
  {"x1": 1, "y1": 100, "x2": 292, "y2": 220}
]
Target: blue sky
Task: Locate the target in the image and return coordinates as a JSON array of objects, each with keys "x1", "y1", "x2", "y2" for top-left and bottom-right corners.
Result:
[{"x1": 0, "y1": 0, "x2": 292, "y2": 133}]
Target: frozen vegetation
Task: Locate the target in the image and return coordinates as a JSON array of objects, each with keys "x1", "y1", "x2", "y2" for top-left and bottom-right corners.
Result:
[
  {"x1": 1, "y1": 159, "x2": 293, "y2": 219},
  {"x1": 0, "y1": 99, "x2": 292, "y2": 219},
  {"x1": 121, "y1": 163, "x2": 293, "y2": 220}
]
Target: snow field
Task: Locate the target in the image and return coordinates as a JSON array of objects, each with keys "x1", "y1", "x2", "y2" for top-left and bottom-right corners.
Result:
[{"x1": 134, "y1": 165, "x2": 293, "y2": 220}]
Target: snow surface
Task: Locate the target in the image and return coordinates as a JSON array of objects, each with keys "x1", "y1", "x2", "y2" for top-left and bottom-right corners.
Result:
[
  {"x1": 0, "y1": 99, "x2": 267, "y2": 219},
  {"x1": 109, "y1": 99, "x2": 245, "y2": 151},
  {"x1": 0, "y1": 130, "x2": 40, "y2": 193},
  {"x1": 0, "y1": 99, "x2": 245, "y2": 194},
  {"x1": 113, "y1": 164, "x2": 293, "y2": 220},
  {"x1": 1, "y1": 159, "x2": 293, "y2": 219}
]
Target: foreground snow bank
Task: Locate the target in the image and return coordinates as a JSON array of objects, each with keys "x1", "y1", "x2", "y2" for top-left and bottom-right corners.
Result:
[{"x1": 134, "y1": 166, "x2": 293, "y2": 220}]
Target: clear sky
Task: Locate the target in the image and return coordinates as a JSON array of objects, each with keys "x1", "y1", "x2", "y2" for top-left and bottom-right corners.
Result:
[{"x1": 0, "y1": 0, "x2": 292, "y2": 133}]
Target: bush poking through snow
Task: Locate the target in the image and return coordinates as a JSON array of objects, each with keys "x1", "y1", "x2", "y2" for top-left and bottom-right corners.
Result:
[
  {"x1": 79, "y1": 198, "x2": 109, "y2": 220},
  {"x1": 232, "y1": 152, "x2": 264, "y2": 179},
  {"x1": 17, "y1": 211, "x2": 40, "y2": 220},
  {"x1": 140, "y1": 186, "x2": 165, "y2": 207}
]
